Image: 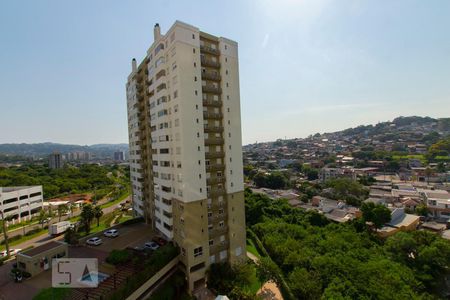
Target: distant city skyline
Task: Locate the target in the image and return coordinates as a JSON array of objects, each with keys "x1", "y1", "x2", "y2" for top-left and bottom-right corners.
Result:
[{"x1": 1, "y1": 0, "x2": 449, "y2": 145}]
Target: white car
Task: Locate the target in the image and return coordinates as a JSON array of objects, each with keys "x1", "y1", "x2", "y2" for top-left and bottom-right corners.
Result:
[
  {"x1": 144, "y1": 241, "x2": 159, "y2": 251},
  {"x1": 86, "y1": 237, "x2": 103, "y2": 246},
  {"x1": 103, "y1": 229, "x2": 119, "y2": 238}
]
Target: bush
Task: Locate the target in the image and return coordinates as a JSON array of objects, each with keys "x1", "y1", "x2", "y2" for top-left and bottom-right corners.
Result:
[
  {"x1": 1, "y1": 234, "x2": 22, "y2": 245},
  {"x1": 106, "y1": 249, "x2": 130, "y2": 265}
]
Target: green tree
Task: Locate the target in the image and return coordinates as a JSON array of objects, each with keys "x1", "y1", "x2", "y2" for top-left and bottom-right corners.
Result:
[
  {"x1": 256, "y1": 256, "x2": 281, "y2": 286},
  {"x1": 416, "y1": 204, "x2": 429, "y2": 217},
  {"x1": 38, "y1": 209, "x2": 47, "y2": 229},
  {"x1": 80, "y1": 204, "x2": 95, "y2": 233},
  {"x1": 360, "y1": 202, "x2": 391, "y2": 229},
  {"x1": 93, "y1": 206, "x2": 103, "y2": 227},
  {"x1": 57, "y1": 204, "x2": 68, "y2": 222}
]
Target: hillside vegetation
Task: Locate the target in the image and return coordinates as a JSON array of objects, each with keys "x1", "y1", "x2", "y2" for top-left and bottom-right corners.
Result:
[{"x1": 245, "y1": 188, "x2": 450, "y2": 299}]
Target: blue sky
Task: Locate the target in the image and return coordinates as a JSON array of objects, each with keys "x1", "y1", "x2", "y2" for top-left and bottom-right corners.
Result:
[{"x1": 1, "y1": 0, "x2": 449, "y2": 145}]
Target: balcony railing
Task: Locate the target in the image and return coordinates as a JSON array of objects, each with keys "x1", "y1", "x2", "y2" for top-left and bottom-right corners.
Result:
[
  {"x1": 206, "y1": 164, "x2": 225, "y2": 172},
  {"x1": 203, "y1": 125, "x2": 223, "y2": 133},
  {"x1": 209, "y1": 226, "x2": 228, "y2": 237},
  {"x1": 200, "y1": 45, "x2": 220, "y2": 55},
  {"x1": 204, "y1": 138, "x2": 224, "y2": 145},
  {"x1": 203, "y1": 112, "x2": 223, "y2": 119},
  {"x1": 201, "y1": 71, "x2": 221, "y2": 81},
  {"x1": 202, "y1": 85, "x2": 222, "y2": 94},
  {"x1": 201, "y1": 57, "x2": 220, "y2": 68},
  {"x1": 206, "y1": 176, "x2": 225, "y2": 185},
  {"x1": 207, "y1": 188, "x2": 225, "y2": 198},
  {"x1": 209, "y1": 241, "x2": 229, "y2": 254},
  {"x1": 205, "y1": 152, "x2": 225, "y2": 159},
  {"x1": 203, "y1": 99, "x2": 222, "y2": 107}
]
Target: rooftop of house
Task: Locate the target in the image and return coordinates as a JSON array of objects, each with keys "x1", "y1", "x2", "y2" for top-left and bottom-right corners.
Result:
[
  {"x1": 388, "y1": 208, "x2": 420, "y2": 228},
  {"x1": 19, "y1": 241, "x2": 66, "y2": 258}
]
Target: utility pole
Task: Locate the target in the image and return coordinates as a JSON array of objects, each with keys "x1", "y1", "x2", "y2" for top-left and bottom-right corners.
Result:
[{"x1": 0, "y1": 211, "x2": 10, "y2": 259}]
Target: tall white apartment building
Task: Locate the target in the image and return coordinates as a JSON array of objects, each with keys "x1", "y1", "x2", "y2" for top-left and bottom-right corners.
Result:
[
  {"x1": 126, "y1": 21, "x2": 246, "y2": 290},
  {"x1": 0, "y1": 186, "x2": 44, "y2": 222}
]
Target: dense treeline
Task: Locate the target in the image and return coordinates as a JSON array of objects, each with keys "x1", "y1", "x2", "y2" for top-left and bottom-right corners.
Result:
[
  {"x1": 245, "y1": 188, "x2": 450, "y2": 299},
  {"x1": 0, "y1": 164, "x2": 129, "y2": 199}
]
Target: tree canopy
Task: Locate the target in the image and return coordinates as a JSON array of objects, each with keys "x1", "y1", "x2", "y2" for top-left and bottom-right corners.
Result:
[{"x1": 245, "y1": 189, "x2": 450, "y2": 299}]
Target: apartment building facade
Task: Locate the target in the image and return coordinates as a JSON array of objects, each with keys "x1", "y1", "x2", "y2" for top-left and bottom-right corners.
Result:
[
  {"x1": 0, "y1": 186, "x2": 44, "y2": 222},
  {"x1": 48, "y1": 152, "x2": 63, "y2": 169},
  {"x1": 126, "y1": 21, "x2": 246, "y2": 290}
]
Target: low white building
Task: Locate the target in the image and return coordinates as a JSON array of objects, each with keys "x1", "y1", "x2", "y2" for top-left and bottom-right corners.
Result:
[{"x1": 0, "y1": 186, "x2": 44, "y2": 222}]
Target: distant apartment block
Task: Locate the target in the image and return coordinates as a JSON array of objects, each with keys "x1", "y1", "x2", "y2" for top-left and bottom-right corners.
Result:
[
  {"x1": 114, "y1": 151, "x2": 125, "y2": 161},
  {"x1": 66, "y1": 151, "x2": 92, "y2": 161},
  {"x1": 126, "y1": 21, "x2": 246, "y2": 290},
  {"x1": 0, "y1": 186, "x2": 44, "y2": 222},
  {"x1": 48, "y1": 152, "x2": 62, "y2": 169}
]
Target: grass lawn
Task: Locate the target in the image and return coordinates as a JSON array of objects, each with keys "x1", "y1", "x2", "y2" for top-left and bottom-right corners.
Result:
[
  {"x1": 243, "y1": 263, "x2": 262, "y2": 295},
  {"x1": 33, "y1": 287, "x2": 70, "y2": 300},
  {"x1": 0, "y1": 228, "x2": 48, "y2": 251},
  {"x1": 100, "y1": 191, "x2": 130, "y2": 209},
  {"x1": 246, "y1": 238, "x2": 261, "y2": 259}
]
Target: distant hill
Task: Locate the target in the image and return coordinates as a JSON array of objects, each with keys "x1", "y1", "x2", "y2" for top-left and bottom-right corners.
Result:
[
  {"x1": 333, "y1": 116, "x2": 450, "y2": 139},
  {"x1": 0, "y1": 142, "x2": 129, "y2": 158}
]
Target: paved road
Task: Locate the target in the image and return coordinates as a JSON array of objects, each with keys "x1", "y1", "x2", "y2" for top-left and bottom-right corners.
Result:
[
  {"x1": 0, "y1": 195, "x2": 130, "y2": 240},
  {"x1": 2, "y1": 196, "x2": 131, "y2": 253}
]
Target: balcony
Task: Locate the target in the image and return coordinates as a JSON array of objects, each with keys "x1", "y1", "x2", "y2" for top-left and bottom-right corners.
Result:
[
  {"x1": 200, "y1": 45, "x2": 220, "y2": 55},
  {"x1": 203, "y1": 99, "x2": 223, "y2": 107},
  {"x1": 203, "y1": 112, "x2": 223, "y2": 120},
  {"x1": 204, "y1": 137, "x2": 224, "y2": 145},
  {"x1": 205, "y1": 151, "x2": 225, "y2": 159},
  {"x1": 207, "y1": 200, "x2": 225, "y2": 210},
  {"x1": 202, "y1": 85, "x2": 222, "y2": 94},
  {"x1": 207, "y1": 188, "x2": 225, "y2": 198},
  {"x1": 201, "y1": 57, "x2": 220, "y2": 68},
  {"x1": 209, "y1": 226, "x2": 228, "y2": 237},
  {"x1": 210, "y1": 241, "x2": 229, "y2": 254},
  {"x1": 203, "y1": 125, "x2": 223, "y2": 133},
  {"x1": 206, "y1": 176, "x2": 225, "y2": 185},
  {"x1": 206, "y1": 164, "x2": 225, "y2": 172},
  {"x1": 201, "y1": 71, "x2": 221, "y2": 81}
]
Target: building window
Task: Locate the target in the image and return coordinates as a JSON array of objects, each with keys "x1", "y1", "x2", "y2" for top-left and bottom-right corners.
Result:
[
  {"x1": 192, "y1": 34, "x2": 195, "y2": 39},
  {"x1": 209, "y1": 239, "x2": 214, "y2": 246},
  {"x1": 194, "y1": 246, "x2": 203, "y2": 257},
  {"x1": 194, "y1": 76, "x2": 197, "y2": 82},
  {"x1": 195, "y1": 90, "x2": 198, "y2": 96},
  {"x1": 193, "y1": 48, "x2": 196, "y2": 53}
]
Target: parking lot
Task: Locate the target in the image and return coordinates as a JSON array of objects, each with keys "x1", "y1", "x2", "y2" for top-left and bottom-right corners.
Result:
[{"x1": 83, "y1": 222, "x2": 155, "y2": 253}]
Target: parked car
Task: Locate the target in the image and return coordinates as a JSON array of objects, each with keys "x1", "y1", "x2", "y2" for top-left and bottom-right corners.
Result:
[
  {"x1": 103, "y1": 229, "x2": 119, "y2": 238},
  {"x1": 144, "y1": 241, "x2": 159, "y2": 251},
  {"x1": 152, "y1": 236, "x2": 167, "y2": 246},
  {"x1": 86, "y1": 237, "x2": 103, "y2": 246}
]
